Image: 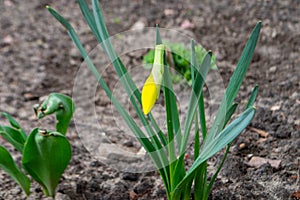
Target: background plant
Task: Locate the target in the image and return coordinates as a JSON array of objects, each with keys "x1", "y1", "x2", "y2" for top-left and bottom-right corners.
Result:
[
  {"x1": 0, "y1": 93, "x2": 74, "y2": 197},
  {"x1": 143, "y1": 42, "x2": 217, "y2": 85},
  {"x1": 47, "y1": 1, "x2": 261, "y2": 199}
]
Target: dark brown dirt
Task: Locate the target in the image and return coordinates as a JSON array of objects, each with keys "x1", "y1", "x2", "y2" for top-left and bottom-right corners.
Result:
[{"x1": 0, "y1": 0, "x2": 299, "y2": 199}]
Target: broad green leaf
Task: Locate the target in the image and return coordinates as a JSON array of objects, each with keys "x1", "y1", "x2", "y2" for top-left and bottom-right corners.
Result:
[
  {"x1": 0, "y1": 126, "x2": 25, "y2": 153},
  {"x1": 34, "y1": 93, "x2": 75, "y2": 135},
  {"x1": 0, "y1": 146, "x2": 30, "y2": 195},
  {"x1": 1, "y1": 112, "x2": 27, "y2": 140},
  {"x1": 22, "y1": 128, "x2": 72, "y2": 197}
]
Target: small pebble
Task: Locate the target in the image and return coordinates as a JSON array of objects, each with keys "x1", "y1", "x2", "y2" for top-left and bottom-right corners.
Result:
[
  {"x1": 239, "y1": 143, "x2": 246, "y2": 150},
  {"x1": 55, "y1": 193, "x2": 71, "y2": 200},
  {"x1": 269, "y1": 66, "x2": 277, "y2": 73},
  {"x1": 248, "y1": 156, "x2": 281, "y2": 169}
]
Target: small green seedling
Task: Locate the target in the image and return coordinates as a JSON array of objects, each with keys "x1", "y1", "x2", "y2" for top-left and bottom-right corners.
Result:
[
  {"x1": 143, "y1": 42, "x2": 217, "y2": 85},
  {"x1": 0, "y1": 93, "x2": 74, "y2": 197}
]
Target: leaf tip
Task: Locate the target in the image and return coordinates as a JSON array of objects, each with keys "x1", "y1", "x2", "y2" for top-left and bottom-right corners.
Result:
[{"x1": 207, "y1": 50, "x2": 213, "y2": 57}]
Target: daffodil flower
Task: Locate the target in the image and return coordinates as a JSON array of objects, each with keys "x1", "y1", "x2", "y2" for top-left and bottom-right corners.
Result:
[{"x1": 141, "y1": 44, "x2": 165, "y2": 115}]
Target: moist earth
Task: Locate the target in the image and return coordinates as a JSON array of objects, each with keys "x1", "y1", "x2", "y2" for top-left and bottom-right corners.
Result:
[{"x1": 0, "y1": 0, "x2": 299, "y2": 199}]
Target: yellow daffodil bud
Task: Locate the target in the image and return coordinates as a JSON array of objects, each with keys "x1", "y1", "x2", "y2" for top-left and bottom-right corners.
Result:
[{"x1": 141, "y1": 44, "x2": 165, "y2": 115}]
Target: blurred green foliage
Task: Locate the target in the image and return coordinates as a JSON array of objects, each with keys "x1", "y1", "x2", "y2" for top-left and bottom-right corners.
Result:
[{"x1": 143, "y1": 42, "x2": 217, "y2": 85}]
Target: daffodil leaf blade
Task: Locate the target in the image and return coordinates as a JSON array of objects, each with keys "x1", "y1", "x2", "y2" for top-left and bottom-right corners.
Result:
[
  {"x1": 173, "y1": 107, "x2": 255, "y2": 195},
  {"x1": 180, "y1": 51, "x2": 212, "y2": 154},
  {"x1": 207, "y1": 22, "x2": 261, "y2": 142},
  {"x1": 156, "y1": 25, "x2": 162, "y2": 45},
  {"x1": 246, "y1": 85, "x2": 258, "y2": 109}
]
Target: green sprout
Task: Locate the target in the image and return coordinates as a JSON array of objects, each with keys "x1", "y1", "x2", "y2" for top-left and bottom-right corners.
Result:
[
  {"x1": 0, "y1": 93, "x2": 74, "y2": 197},
  {"x1": 47, "y1": 1, "x2": 261, "y2": 199}
]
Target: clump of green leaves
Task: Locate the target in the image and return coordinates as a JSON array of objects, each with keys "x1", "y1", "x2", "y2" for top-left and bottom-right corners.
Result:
[
  {"x1": 47, "y1": 1, "x2": 261, "y2": 199},
  {"x1": 0, "y1": 93, "x2": 74, "y2": 197},
  {"x1": 143, "y1": 42, "x2": 217, "y2": 85}
]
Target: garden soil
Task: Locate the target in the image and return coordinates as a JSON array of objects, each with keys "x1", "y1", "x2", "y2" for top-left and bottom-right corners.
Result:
[{"x1": 0, "y1": 0, "x2": 299, "y2": 199}]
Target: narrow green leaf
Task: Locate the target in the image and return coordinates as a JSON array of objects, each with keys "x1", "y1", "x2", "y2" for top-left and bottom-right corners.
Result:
[
  {"x1": 225, "y1": 22, "x2": 261, "y2": 108},
  {"x1": 0, "y1": 126, "x2": 25, "y2": 153},
  {"x1": 201, "y1": 107, "x2": 255, "y2": 166},
  {"x1": 163, "y1": 57, "x2": 182, "y2": 156},
  {"x1": 173, "y1": 107, "x2": 256, "y2": 195},
  {"x1": 0, "y1": 146, "x2": 30, "y2": 195},
  {"x1": 190, "y1": 45, "x2": 208, "y2": 200},
  {"x1": 1, "y1": 112, "x2": 27, "y2": 140},
  {"x1": 194, "y1": 162, "x2": 207, "y2": 200},
  {"x1": 91, "y1": 0, "x2": 110, "y2": 42},
  {"x1": 156, "y1": 25, "x2": 162, "y2": 45},
  {"x1": 163, "y1": 61, "x2": 180, "y2": 191},
  {"x1": 246, "y1": 85, "x2": 258, "y2": 109},
  {"x1": 207, "y1": 22, "x2": 261, "y2": 142},
  {"x1": 89, "y1": 0, "x2": 168, "y2": 149},
  {"x1": 206, "y1": 144, "x2": 230, "y2": 198},
  {"x1": 224, "y1": 103, "x2": 238, "y2": 126},
  {"x1": 190, "y1": 40, "x2": 202, "y2": 158},
  {"x1": 202, "y1": 103, "x2": 239, "y2": 198},
  {"x1": 76, "y1": 1, "x2": 168, "y2": 157},
  {"x1": 22, "y1": 128, "x2": 71, "y2": 197},
  {"x1": 46, "y1": 5, "x2": 72, "y2": 30},
  {"x1": 180, "y1": 51, "x2": 212, "y2": 154},
  {"x1": 190, "y1": 40, "x2": 196, "y2": 87},
  {"x1": 198, "y1": 92, "x2": 207, "y2": 139},
  {"x1": 46, "y1": 7, "x2": 171, "y2": 186},
  {"x1": 193, "y1": 121, "x2": 200, "y2": 160},
  {"x1": 34, "y1": 93, "x2": 75, "y2": 135},
  {"x1": 46, "y1": 5, "x2": 154, "y2": 151},
  {"x1": 2, "y1": 112, "x2": 21, "y2": 130},
  {"x1": 190, "y1": 40, "x2": 201, "y2": 159},
  {"x1": 77, "y1": 0, "x2": 102, "y2": 43},
  {"x1": 154, "y1": 24, "x2": 175, "y2": 146}
]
